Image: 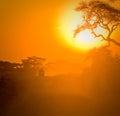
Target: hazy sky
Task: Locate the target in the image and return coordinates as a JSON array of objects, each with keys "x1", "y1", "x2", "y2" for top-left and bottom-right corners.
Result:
[
  {"x1": 0, "y1": 0, "x2": 85, "y2": 62},
  {"x1": 0, "y1": 0, "x2": 120, "y2": 62}
]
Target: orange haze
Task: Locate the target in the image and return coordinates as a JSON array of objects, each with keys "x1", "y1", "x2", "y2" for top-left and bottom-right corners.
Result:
[{"x1": 0, "y1": 0, "x2": 120, "y2": 63}]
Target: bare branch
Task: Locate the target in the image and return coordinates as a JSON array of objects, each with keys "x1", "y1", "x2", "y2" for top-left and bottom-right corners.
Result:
[
  {"x1": 73, "y1": 0, "x2": 120, "y2": 47},
  {"x1": 91, "y1": 29, "x2": 106, "y2": 40}
]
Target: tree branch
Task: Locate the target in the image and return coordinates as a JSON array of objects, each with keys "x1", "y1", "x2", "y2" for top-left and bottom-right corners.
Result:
[
  {"x1": 74, "y1": 0, "x2": 120, "y2": 47},
  {"x1": 107, "y1": 39, "x2": 120, "y2": 46}
]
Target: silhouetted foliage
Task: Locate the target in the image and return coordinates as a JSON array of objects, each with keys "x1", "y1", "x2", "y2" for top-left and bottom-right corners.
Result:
[
  {"x1": 0, "y1": 61, "x2": 19, "y2": 71},
  {"x1": 74, "y1": 1, "x2": 120, "y2": 46},
  {"x1": 21, "y1": 56, "x2": 46, "y2": 76},
  {"x1": 0, "y1": 56, "x2": 46, "y2": 115},
  {"x1": 0, "y1": 53, "x2": 120, "y2": 116},
  {"x1": 0, "y1": 56, "x2": 46, "y2": 78}
]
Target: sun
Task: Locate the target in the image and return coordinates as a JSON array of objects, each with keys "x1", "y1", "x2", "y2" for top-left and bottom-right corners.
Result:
[
  {"x1": 75, "y1": 29, "x2": 101, "y2": 48},
  {"x1": 57, "y1": 2, "x2": 105, "y2": 51},
  {"x1": 76, "y1": 30, "x2": 94, "y2": 45}
]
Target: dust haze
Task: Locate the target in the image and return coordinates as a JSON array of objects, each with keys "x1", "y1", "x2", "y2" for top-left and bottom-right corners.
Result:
[
  {"x1": 1, "y1": 0, "x2": 120, "y2": 116},
  {"x1": 1, "y1": 47, "x2": 120, "y2": 116}
]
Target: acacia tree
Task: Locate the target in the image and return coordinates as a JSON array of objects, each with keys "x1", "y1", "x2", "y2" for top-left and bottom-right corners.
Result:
[
  {"x1": 21, "y1": 56, "x2": 46, "y2": 76},
  {"x1": 74, "y1": 0, "x2": 120, "y2": 46}
]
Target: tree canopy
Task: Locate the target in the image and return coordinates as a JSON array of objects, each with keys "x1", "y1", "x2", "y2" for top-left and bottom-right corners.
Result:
[{"x1": 74, "y1": 0, "x2": 120, "y2": 46}]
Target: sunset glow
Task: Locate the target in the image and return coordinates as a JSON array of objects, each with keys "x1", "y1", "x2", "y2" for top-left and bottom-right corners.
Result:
[
  {"x1": 58, "y1": 3, "x2": 107, "y2": 51},
  {"x1": 1, "y1": 0, "x2": 120, "y2": 116}
]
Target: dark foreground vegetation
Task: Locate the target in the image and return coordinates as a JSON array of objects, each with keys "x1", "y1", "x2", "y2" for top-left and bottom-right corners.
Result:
[{"x1": 0, "y1": 48, "x2": 120, "y2": 116}]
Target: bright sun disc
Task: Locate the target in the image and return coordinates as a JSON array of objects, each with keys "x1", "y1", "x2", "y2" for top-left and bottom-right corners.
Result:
[
  {"x1": 57, "y1": 2, "x2": 106, "y2": 51},
  {"x1": 74, "y1": 29, "x2": 102, "y2": 49}
]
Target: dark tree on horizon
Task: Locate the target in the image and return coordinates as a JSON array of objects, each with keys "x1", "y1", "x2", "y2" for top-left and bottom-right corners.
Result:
[
  {"x1": 74, "y1": 0, "x2": 120, "y2": 46},
  {"x1": 21, "y1": 56, "x2": 46, "y2": 76}
]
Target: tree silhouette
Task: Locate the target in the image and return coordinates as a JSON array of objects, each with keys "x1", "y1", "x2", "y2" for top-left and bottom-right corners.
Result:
[
  {"x1": 21, "y1": 56, "x2": 46, "y2": 76},
  {"x1": 74, "y1": 1, "x2": 120, "y2": 46},
  {"x1": 0, "y1": 61, "x2": 14, "y2": 72}
]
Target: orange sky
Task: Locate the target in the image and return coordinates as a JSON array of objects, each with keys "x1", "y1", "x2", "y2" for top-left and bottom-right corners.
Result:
[
  {"x1": 0, "y1": 0, "x2": 84, "y2": 62},
  {"x1": 0, "y1": 0, "x2": 120, "y2": 62}
]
